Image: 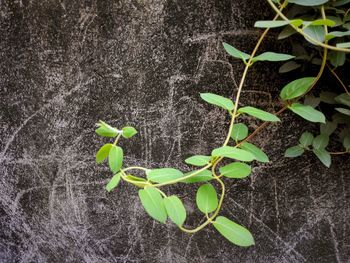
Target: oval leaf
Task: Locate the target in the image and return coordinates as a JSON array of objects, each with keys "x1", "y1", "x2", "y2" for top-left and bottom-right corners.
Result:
[
  {"x1": 280, "y1": 77, "x2": 315, "y2": 101},
  {"x1": 240, "y1": 142, "x2": 269, "y2": 163},
  {"x1": 164, "y1": 196, "x2": 187, "y2": 226},
  {"x1": 200, "y1": 93, "x2": 234, "y2": 111},
  {"x1": 196, "y1": 184, "x2": 218, "y2": 214},
  {"x1": 185, "y1": 155, "x2": 211, "y2": 166},
  {"x1": 238, "y1": 106, "x2": 280, "y2": 122},
  {"x1": 213, "y1": 216, "x2": 255, "y2": 247},
  {"x1": 222, "y1": 42, "x2": 250, "y2": 61},
  {"x1": 252, "y1": 52, "x2": 294, "y2": 62},
  {"x1": 219, "y1": 162, "x2": 251, "y2": 178},
  {"x1": 138, "y1": 187, "x2": 167, "y2": 223},
  {"x1": 96, "y1": 143, "x2": 113, "y2": 164},
  {"x1": 108, "y1": 145, "x2": 123, "y2": 173},
  {"x1": 147, "y1": 168, "x2": 184, "y2": 183},
  {"x1": 299, "y1": 132, "x2": 314, "y2": 147},
  {"x1": 284, "y1": 145, "x2": 304, "y2": 157},
  {"x1": 231, "y1": 123, "x2": 249, "y2": 141},
  {"x1": 212, "y1": 146, "x2": 255, "y2": 162},
  {"x1": 312, "y1": 134, "x2": 329, "y2": 149},
  {"x1": 122, "y1": 126, "x2": 138, "y2": 138},
  {"x1": 288, "y1": 103, "x2": 326, "y2": 123},
  {"x1": 106, "y1": 173, "x2": 121, "y2": 192},
  {"x1": 312, "y1": 148, "x2": 331, "y2": 167}
]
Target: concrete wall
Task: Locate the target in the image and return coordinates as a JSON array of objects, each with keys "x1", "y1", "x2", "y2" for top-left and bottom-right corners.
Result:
[{"x1": 0, "y1": 1, "x2": 349, "y2": 262}]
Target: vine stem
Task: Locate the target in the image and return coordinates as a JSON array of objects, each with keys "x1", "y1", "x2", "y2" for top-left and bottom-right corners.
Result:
[
  {"x1": 266, "y1": 0, "x2": 350, "y2": 53},
  {"x1": 327, "y1": 64, "x2": 350, "y2": 95}
]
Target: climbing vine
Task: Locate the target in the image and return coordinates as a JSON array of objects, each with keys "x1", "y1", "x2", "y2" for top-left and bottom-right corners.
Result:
[{"x1": 95, "y1": 0, "x2": 350, "y2": 246}]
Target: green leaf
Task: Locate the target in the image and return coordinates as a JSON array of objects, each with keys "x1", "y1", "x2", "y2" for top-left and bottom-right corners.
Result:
[
  {"x1": 254, "y1": 19, "x2": 303, "y2": 28},
  {"x1": 164, "y1": 196, "x2": 186, "y2": 226},
  {"x1": 320, "y1": 91, "x2": 338, "y2": 104},
  {"x1": 231, "y1": 123, "x2": 249, "y2": 141},
  {"x1": 280, "y1": 77, "x2": 315, "y2": 100},
  {"x1": 96, "y1": 143, "x2": 113, "y2": 164},
  {"x1": 196, "y1": 183, "x2": 218, "y2": 214},
  {"x1": 320, "y1": 121, "x2": 337, "y2": 136},
  {"x1": 278, "y1": 26, "x2": 297, "y2": 40},
  {"x1": 289, "y1": 0, "x2": 328, "y2": 6},
  {"x1": 305, "y1": 19, "x2": 336, "y2": 27},
  {"x1": 212, "y1": 146, "x2": 255, "y2": 162},
  {"x1": 336, "y1": 108, "x2": 350, "y2": 116},
  {"x1": 219, "y1": 162, "x2": 251, "y2": 178},
  {"x1": 200, "y1": 93, "x2": 234, "y2": 111},
  {"x1": 146, "y1": 168, "x2": 184, "y2": 183},
  {"x1": 328, "y1": 50, "x2": 346, "y2": 67},
  {"x1": 106, "y1": 173, "x2": 121, "y2": 192},
  {"x1": 279, "y1": 61, "x2": 301, "y2": 73},
  {"x1": 238, "y1": 106, "x2": 280, "y2": 122},
  {"x1": 343, "y1": 135, "x2": 350, "y2": 150},
  {"x1": 222, "y1": 42, "x2": 250, "y2": 61},
  {"x1": 213, "y1": 216, "x2": 255, "y2": 247},
  {"x1": 312, "y1": 148, "x2": 331, "y2": 167},
  {"x1": 122, "y1": 126, "x2": 138, "y2": 138},
  {"x1": 299, "y1": 132, "x2": 314, "y2": 147},
  {"x1": 185, "y1": 155, "x2": 211, "y2": 166},
  {"x1": 288, "y1": 103, "x2": 326, "y2": 123},
  {"x1": 95, "y1": 120, "x2": 119, "y2": 138},
  {"x1": 108, "y1": 145, "x2": 123, "y2": 173},
  {"x1": 303, "y1": 26, "x2": 326, "y2": 43},
  {"x1": 312, "y1": 134, "x2": 329, "y2": 149},
  {"x1": 138, "y1": 187, "x2": 167, "y2": 223},
  {"x1": 326, "y1": 31, "x2": 350, "y2": 40},
  {"x1": 284, "y1": 146, "x2": 304, "y2": 157},
  {"x1": 335, "y1": 93, "x2": 350, "y2": 107},
  {"x1": 181, "y1": 170, "x2": 213, "y2": 183},
  {"x1": 252, "y1": 52, "x2": 294, "y2": 62},
  {"x1": 336, "y1": 42, "x2": 350, "y2": 48},
  {"x1": 304, "y1": 95, "x2": 320, "y2": 108},
  {"x1": 240, "y1": 142, "x2": 269, "y2": 163}
]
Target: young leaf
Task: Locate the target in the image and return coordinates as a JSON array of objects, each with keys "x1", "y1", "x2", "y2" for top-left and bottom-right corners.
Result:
[
  {"x1": 164, "y1": 196, "x2": 186, "y2": 226},
  {"x1": 252, "y1": 52, "x2": 295, "y2": 62},
  {"x1": 280, "y1": 77, "x2": 315, "y2": 100},
  {"x1": 335, "y1": 93, "x2": 350, "y2": 107},
  {"x1": 106, "y1": 173, "x2": 121, "y2": 192},
  {"x1": 328, "y1": 50, "x2": 346, "y2": 67},
  {"x1": 288, "y1": 0, "x2": 328, "y2": 6},
  {"x1": 303, "y1": 26, "x2": 326, "y2": 43},
  {"x1": 185, "y1": 155, "x2": 211, "y2": 166},
  {"x1": 312, "y1": 148, "x2": 331, "y2": 167},
  {"x1": 299, "y1": 132, "x2": 314, "y2": 147},
  {"x1": 95, "y1": 120, "x2": 119, "y2": 138},
  {"x1": 343, "y1": 135, "x2": 350, "y2": 150},
  {"x1": 312, "y1": 134, "x2": 329, "y2": 149},
  {"x1": 96, "y1": 143, "x2": 113, "y2": 164},
  {"x1": 238, "y1": 106, "x2": 280, "y2": 122},
  {"x1": 320, "y1": 121, "x2": 337, "y2": 136},
  {"x1": 200, "y1": 93, "x2": 234, "y2": 111},
  {"x1": 213, "y1": 216, "x2": 255, "y2": 247},
  {"x1": 240, "y1": 142, "x2": 269, "y2": 163},
  {"x1": 336, "y1": 108, "x2": 350, "y2": 116},
  {"x1": 196, "y1": 183, "x2": 218, "y2": 214},
  {"x1": 108, "y1": 145, "x2": 123, "y2": 173},
  {"x1": 138, "y1": 187, "x2": 167, "y2": 223},
  {"x1": 222, "y1": 42, "x2": 250, "y2": 61},
  {"x1": 147, "y1": 168, "x2": 184, "y2": 183},
  {"x1": 212, "y1": 146, "x2": 255, "y2": 162},
  {"x1": 279, "y1": 61, "x2": 301, "y2": 73},
  {"x1": 254, "y1": 19, "x2": 303, "y2": 28},
  {"x1": 122, "y1": 126, "x2": 138, "y2": 138},
  {"x1": 284, "y1": 146, "x2": 304, "y2": 157},
  {"x1": 231, "y1": 123, "x2": 249, "y2": 141},
  {"x1": 288, "y1": 103, "x2": 326, "y2": 123},
  {"x1": 219, "y1": 162, "x2": 252, "y2": 178},
  {"x1": 181, "y1": 170, "x2": 213, "y2": 183}
]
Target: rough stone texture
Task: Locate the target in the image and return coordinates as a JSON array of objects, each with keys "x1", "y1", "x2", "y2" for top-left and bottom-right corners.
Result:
[{"x1": 0, "y1": 1, "x2": 349, "y2": 262}]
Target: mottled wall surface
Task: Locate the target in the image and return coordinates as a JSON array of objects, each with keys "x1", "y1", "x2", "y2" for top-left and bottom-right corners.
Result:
[{"x1": 0, "y1": 1, "x2": 349, "y2": 262}]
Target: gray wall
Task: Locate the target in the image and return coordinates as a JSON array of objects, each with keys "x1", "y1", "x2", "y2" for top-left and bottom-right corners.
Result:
[{"x1": 0, "y1": 1, "x2": 349, "y2": 262}]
